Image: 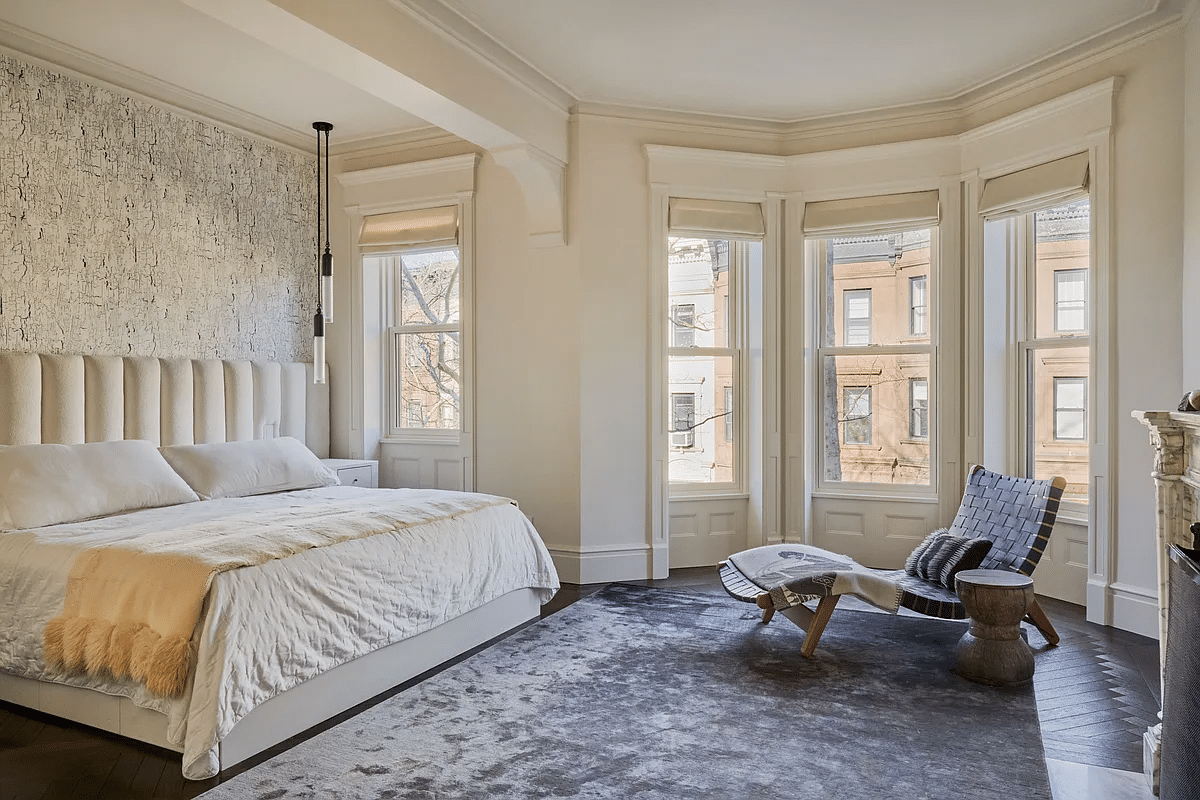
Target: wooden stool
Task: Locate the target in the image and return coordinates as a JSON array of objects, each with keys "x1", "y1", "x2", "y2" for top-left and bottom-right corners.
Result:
[{"x1": 953, "y1": 569, "x2": 1036, "y2": 687}]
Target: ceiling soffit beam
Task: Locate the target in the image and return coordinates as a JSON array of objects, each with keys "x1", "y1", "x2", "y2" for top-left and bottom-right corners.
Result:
[{"x1": 180, "y1": 0, "x2": 569, "y2": 245}]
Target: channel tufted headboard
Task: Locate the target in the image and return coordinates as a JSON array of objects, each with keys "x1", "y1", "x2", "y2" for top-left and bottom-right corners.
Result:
[{"x1": 0, "y1": 353, "x2": 329, "y2": 457}]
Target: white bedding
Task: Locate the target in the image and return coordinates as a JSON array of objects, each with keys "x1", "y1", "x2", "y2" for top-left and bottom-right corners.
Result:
[{"x1": 0, "y1": 486, "x2": 560, "y2": 779}]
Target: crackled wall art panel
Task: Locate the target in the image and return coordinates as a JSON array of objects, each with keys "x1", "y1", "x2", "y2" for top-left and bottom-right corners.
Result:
[{"x1": 0, "y1": 53, "x2": 316, "y2": 360}]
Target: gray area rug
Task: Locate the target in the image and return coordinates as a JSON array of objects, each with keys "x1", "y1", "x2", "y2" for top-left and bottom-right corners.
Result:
[{"x1": 199, "y1": 584, "x2": 1051, "y2": 799}]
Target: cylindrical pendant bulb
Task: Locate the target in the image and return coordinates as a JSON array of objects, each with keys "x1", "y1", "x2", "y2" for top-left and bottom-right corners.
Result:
[
  {"x1": 321, "y1": 250, "x2": 333, "y2": 323},
  {"x1": 313, "y1": 310, "x2": 326, "y2": 385}
]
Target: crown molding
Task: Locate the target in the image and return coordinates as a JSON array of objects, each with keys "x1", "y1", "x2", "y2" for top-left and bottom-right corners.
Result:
[
  {"x1": 0, "y1": 18, "x2": 313, "y2": 155},
  {"x1": 336, "y1": 152, "x2": 479, "y2": 187},
  {"x1": 334, "y1": 125, "x2": 458, "y2": 157},
  {"x1": 387, "y1": 0, "x2": 575, "y2": 115}
]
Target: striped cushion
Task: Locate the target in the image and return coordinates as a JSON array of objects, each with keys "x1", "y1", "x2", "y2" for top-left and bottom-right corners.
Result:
[
  {"x1": 903, "y1": 528, "x2": 950, "y2": 577},
  {"x1": 916, "y1": 534, "x2": 992, "y2": 590}
]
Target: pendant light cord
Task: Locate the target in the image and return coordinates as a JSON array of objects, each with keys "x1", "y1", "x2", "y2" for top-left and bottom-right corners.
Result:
[{"x1": 315, "y1": 125, "x2": 323, "y2": 309}]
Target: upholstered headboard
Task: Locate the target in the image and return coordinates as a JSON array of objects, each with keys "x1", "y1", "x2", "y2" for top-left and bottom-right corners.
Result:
[{"x1": 0, "y1": 353, "x2": 329, "y2": 457}]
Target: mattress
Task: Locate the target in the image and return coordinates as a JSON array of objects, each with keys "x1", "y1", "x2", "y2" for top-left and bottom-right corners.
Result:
[{"x1": 0, "y1": 485, "x2": 560, "y2": 778}]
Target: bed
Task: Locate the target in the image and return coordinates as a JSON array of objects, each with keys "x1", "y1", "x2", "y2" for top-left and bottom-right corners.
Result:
[{"x1": 0, "y1": 352, "x2": 560, "y2": 780}]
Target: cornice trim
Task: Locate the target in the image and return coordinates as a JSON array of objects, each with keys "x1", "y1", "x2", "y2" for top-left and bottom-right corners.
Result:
[{"x1": 335, "y1": 152, "x2": 479, "y2": 187}]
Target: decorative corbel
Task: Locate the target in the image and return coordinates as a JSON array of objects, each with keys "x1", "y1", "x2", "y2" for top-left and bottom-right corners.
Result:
[{"x1": 490, "y1": 144, "x2": 566, "y2": 248}]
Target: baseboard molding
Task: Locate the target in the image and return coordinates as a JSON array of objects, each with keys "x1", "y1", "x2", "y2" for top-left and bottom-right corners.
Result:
[
  {"x1": 547, "y1": 544, "x2": 651, "y2": 584},
  {"x1": 1107, "y1": 582, "x2": 1161, "y2": 639},
  {"x1": 1088, "y1": 577, "x2": 1160, "y2": 639}
]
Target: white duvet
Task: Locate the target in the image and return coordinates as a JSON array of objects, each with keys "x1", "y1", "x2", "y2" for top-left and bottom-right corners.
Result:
[{"x1": 0, "y1": 486, "x2": 560, "y2": 779}]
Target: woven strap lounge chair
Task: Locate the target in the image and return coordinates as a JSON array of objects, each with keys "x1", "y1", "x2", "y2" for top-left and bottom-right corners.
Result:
[{"x1": 719, "y1": 465, "x2": 1066, "y2": 656}]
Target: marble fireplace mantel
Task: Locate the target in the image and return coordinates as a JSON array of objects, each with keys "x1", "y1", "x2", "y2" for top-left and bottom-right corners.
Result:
[{"x1": 1131, "y1": 410, "x2": 1198, "y2": 792}]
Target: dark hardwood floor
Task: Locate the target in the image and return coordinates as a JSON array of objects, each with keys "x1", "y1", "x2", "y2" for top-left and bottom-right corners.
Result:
[{"x1": 0, "y1": 569, "x2": 1161, "y2": 799}]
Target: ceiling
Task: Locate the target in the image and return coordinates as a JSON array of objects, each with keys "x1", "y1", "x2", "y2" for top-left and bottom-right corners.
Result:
[{"x1": 0, "y1": 0, "x2": 1191, "y2": 152}]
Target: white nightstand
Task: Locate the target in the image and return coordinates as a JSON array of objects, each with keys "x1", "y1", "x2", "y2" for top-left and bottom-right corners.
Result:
[{"x1": 321, "y1": 458, "x2": 379, "y2": 489}]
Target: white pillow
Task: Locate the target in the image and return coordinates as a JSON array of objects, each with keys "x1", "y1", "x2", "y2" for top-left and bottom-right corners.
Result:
[
  {"x1": 158, "y1": 437, "x2": 339, "y2": 500},
  {"x1": 0, "y1": 439, "x2": 200, "y2": 531}
]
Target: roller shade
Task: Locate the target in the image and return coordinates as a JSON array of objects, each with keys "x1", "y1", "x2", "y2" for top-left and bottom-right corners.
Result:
[
  {"x1": 803, "y1": 190, "x2": 940, "y2": 237},
  {"x1": 979, "y1": 152, "x2": 1090, "y2": 218},
  {"x1": 668, "y1": 198, "x2": 765, "y2": 239},
  {"x1": 359, "y1": 205, "x2": 458, "y2": 252}
]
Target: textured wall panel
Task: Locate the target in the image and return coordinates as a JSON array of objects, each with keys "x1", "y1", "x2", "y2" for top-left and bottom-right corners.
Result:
[{"x1": 0, "y1": 54, "x2": 316, "y2": 362}]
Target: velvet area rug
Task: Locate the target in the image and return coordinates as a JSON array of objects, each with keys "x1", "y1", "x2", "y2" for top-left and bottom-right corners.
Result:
[{"x1": 198, "y1": 584, "x2": 1051, "y2": 800}]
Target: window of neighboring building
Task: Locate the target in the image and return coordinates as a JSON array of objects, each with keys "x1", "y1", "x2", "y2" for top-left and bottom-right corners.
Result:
[
  {"x1": 1054, "y1": 377, "x2": 1087, "y2": 440},
  {"x1": 843, "y1": 386, "x2": 872, "y2": 445},
  {"x1": 909, "y1": 275, "x2": 928, "y2": 337},
  {"x1": 1054, "y1": 269, "x2": 1087, "y2": 333},
  {"x1": 671, "y1": 303, "x2": 696, "y2": 348},
  {"x1": 910, "y1": 378, "x2": 929, "y2": 439},
  {"x1": 670, "y1": 392, "x2": 696, "y2": 449},
  {"x1": 844, "y1": 289, "x2": 871, "y2": 346}
]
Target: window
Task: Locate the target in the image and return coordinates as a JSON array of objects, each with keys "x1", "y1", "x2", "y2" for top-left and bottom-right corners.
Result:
[
  {"x1": 386, "y1": 247, "x2": 462, "y2": 433},
  {"x1": 984, "y1": 195, "x2": 1090, "y2": 505},
  {"x1": 909, "y1": 275, "x2": 928, "y2": 337},
  {"x1": 1054, "y1": 377, "x2": 1087, "y2": 440},
  {"x1": 723, "y1": 385, "x2": 734, "y2": 442},
  {"x1": 910, "y1": 378, "x2": 928, "y2": 439},
  {"x1": 670, "y1": 393, "x2": 696, "y2": 448},
  {"x1": 844, "y1": 289, "x2": 871, "y2": 346},
  {"x1": 813, "y1": 224, "x2": 935, "y2": 486},
  {"x1": 667, "y1": 234, "x2": 754, "y2": 486},
  {"x1": 843, "y1": 386, "x2": 871, "y2": 445},
  {"x1": 671, "y1": 303, "x2": 696, "y2": 347},
  {"x1": 1054, "y1": 269, "x2": 1087, "y2": 332}
]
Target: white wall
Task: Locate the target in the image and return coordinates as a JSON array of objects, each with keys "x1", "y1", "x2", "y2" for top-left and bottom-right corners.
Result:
[{"x1": 1184, "y1": 9, "x2": 1200, "y2": 382}]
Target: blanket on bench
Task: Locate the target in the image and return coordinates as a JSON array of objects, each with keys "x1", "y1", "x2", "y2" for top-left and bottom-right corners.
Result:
[{"x1": 727, "y1": 544, "x2": 903, "y2": 613}]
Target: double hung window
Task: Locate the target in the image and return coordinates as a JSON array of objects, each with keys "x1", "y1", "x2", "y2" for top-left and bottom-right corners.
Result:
[
  {"x1": 360, "y1": 205, "x2": 465, "y2": 438},
  {"x1": 806, "y1": 190, "x2": 939, "y2": 487},
  {"x1": 980, "y1": 153, "x2": 1091, "y2": 507},
  {"x1": 665, "y1": 198, "x2": 763, "y2": 490}
]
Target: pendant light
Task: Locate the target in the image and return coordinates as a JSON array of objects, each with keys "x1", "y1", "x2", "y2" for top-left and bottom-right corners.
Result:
[{"x1": 312, "y1": 121, "x2": 332, "y2": 385}]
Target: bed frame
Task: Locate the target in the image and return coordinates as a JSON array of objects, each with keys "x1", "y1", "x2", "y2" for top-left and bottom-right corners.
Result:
[{"x1": 0, "y1": 351, "x2": 542, "y2": 774}]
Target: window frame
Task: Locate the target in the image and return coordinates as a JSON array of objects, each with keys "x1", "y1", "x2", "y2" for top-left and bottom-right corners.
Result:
[
  {"x1": 909, "y1": 275, "x2": 928, "y2": 337},
  {"x1": 671, "y1": 303, "x2": 697, "y2": 348},
  {"x1": 843, "y1": 288, "x2": 872, "y2": 346},
  {"x1": 381, "y1": 242, "x2": 465, "y2": 441},
  {"x1": 909, "y1": 377, "x2": 929, "y2": 440},
  {"x1": 670, "y1": 392, "x2": 697, "y2": 449},
  {"x1": 666, "y1": 236, "x2": 751, "y2": 494},
  {"x1": 1053, "y1": 268, "x2": 1087, "y2": 333},
  {"x1": 1053, "y1": 376, "x2": 1087, "y2": 441},
  {"x1": 811, "y1": 227, "x2": 939, "y2": 494},
  {"x1": 843, "y1": 385, "x2": 873, "y2": 445}
]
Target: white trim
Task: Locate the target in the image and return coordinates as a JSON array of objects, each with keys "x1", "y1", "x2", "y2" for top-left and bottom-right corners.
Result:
[
  {"x1": 337, "y1": 154, "x2": 480, "y2": 187},
  {"x1": 547, "y1": 544, "x2": 651, "y2": 584}
]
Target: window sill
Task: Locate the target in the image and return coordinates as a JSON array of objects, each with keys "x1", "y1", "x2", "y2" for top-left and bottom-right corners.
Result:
[
  {"x1": 669, "y1": 491, "x2": 750, "y2": 502},
  {"x1": 381, "y1": 432, "x2": 462, "y2": 446}
]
